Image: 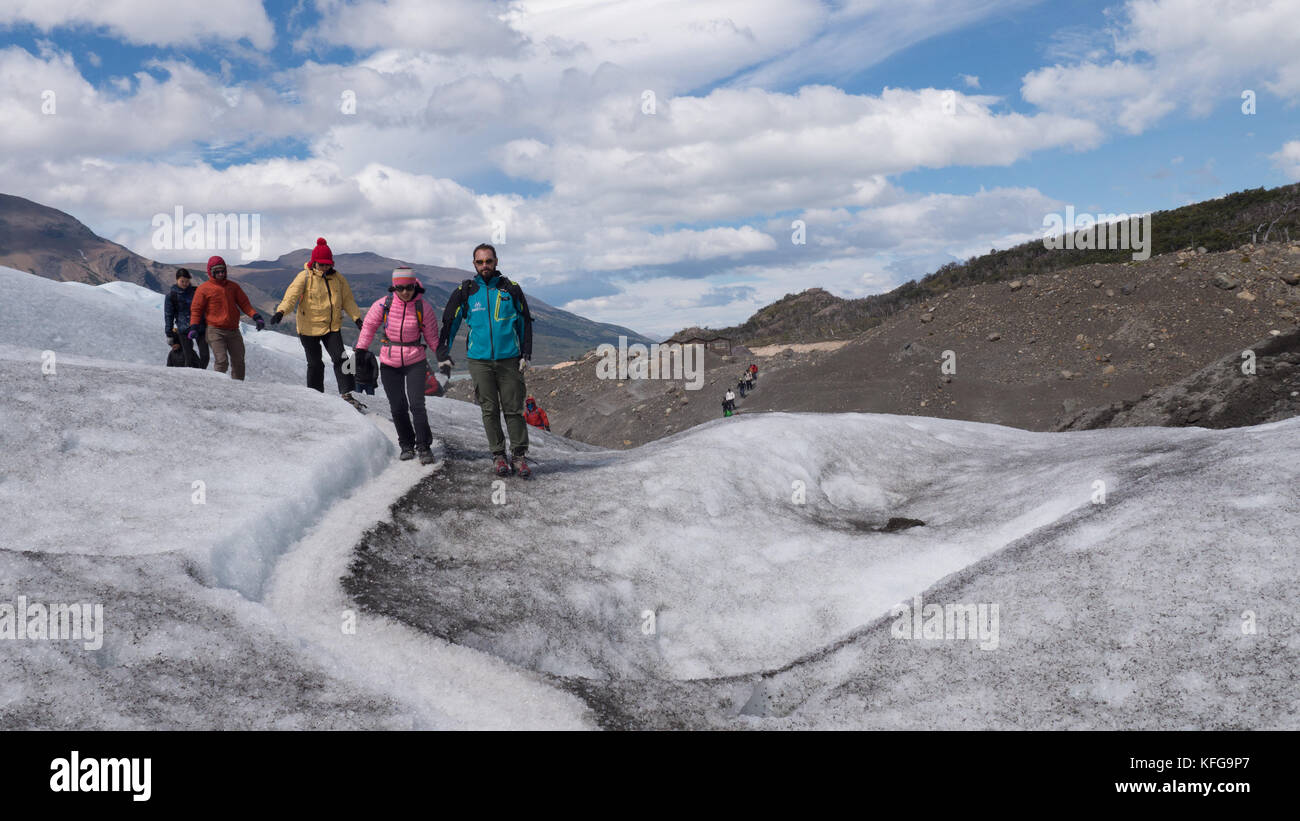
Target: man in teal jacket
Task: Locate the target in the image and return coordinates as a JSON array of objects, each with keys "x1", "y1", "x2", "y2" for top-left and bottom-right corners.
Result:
[{"x1": 436, "y1": 243, "x2": 535, "y2": 478}]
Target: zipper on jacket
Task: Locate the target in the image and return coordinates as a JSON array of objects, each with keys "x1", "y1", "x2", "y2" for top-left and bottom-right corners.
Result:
[{"x1": 322, "y1": 271, "x2": 335, "y2": 330}]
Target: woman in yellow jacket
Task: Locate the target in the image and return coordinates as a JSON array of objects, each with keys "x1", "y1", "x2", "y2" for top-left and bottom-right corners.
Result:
[{"x1": 271, "y1": 237, "x2": 365, "y2": 409}]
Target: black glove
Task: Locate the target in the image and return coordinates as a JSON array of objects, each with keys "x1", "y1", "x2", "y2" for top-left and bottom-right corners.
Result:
[
  {"x1": 354, "y1": 316, "x2": 363, "y2": 329},
  {"x1": 271, "y1": 311, "x2": 283, "y2": 325},
  {"x1": 434, "y1": 345, "x2": 450, "y2": 363},
  {"x1": 439, "y1": 362, "x2": 452, "y2": 377},
  {"x1": 253, "y1": 314, "x2": 265, "y2": 331}
]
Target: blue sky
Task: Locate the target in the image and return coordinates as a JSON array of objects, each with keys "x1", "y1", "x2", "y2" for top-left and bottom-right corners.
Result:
[{"x1": 1, "y1": 0, "x2": 1297, "y2": 337}]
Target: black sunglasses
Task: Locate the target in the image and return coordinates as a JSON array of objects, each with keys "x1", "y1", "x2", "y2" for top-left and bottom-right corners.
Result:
[
  {"x1": 394, "y1": 284, "x2": 416, "y2": 292},
  {"x1": 474, "y1": 258, "x2": 495, "y2": 265}
]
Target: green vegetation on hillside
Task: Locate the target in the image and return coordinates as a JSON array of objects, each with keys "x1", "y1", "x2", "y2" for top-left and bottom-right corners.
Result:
[{"x1": 686, "y1": 182, "x2": 1300, "y2": 347}]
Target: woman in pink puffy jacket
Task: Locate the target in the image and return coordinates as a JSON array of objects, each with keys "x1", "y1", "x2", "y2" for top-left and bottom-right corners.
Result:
[{"x1": 355, "y1": 267, "x2": 440, "y2": 464}]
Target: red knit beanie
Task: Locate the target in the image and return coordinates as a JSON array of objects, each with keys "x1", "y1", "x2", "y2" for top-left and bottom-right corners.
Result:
[{"x1": 310, "y1": 237, "x2": 333, "y2": 267}]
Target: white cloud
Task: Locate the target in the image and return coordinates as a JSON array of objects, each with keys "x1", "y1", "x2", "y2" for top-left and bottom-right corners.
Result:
[
  {"x1": 1270, "y1": 140, "x2": 1300, "y2": 181},
  {"x1": 0, "y1": 0, "x2": 275, "y2": 49},
  {"x1": 0, "y1": 46, "x2": 292, "y2": 158},
  {"x1": 732, "y1": 0, "x2": 1033, "y2": 88},
  {"x1": 305, "y1": 0, "x2": 519, "y2": 54},
  {"x1": 580, "y1": 226, "x2": 777, "y2": 270},
  {"x1": 503, "y1": 86, "x2": 1099, "y2": 225},
  {"x1": 1023, "y1": 0, "x2": 1300, "y2": 134}
]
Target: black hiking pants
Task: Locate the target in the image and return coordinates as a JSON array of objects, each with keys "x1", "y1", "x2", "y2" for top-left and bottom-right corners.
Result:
[
  {"x1": 300, "y1": 330, "x2": 355, "y2": 394},
  {"x1": 182, "y1": 332, "x2": 209, "y2": 369},
  {"x1": 381, "y1": 360, "x2": 432, "y2": 450}
]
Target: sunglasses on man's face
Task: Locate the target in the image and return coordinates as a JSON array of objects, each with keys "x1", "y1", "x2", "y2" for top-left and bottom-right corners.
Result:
[{"x1": 474, "y1": 258, "x2": 495, "y2": 266}]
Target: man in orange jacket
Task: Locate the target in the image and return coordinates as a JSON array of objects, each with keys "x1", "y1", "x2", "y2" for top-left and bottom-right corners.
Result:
[{"x1": 189, "y1": 255, "x2": 264, "y2": 380}]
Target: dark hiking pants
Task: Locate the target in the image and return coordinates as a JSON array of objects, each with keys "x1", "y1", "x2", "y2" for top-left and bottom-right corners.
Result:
[
  {"x1": 467, "y1": 357, "x2": 529, "y2": 457},
  {"x1": 381, "y1": 360, "x2": 432, "y2": 450},
  {"x1": 300, "y1": 330, "x2": 355, "y2": 394}
]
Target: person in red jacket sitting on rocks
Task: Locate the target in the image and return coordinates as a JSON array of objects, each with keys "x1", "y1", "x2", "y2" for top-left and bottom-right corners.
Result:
[{"x1": 523, "y1": 396, "x2": 550, "y2": 431}]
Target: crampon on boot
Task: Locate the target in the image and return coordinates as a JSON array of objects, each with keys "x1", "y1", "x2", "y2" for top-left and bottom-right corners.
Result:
[
  {"x1": 342, "y1": 392, "x2": 367, "y2": 412},
  {"x1": 513, "y1": 455, "x2": 532, "y2": 479},
  {"x1": 493, "y1": 453, "x2": 512, "y2": 476}
]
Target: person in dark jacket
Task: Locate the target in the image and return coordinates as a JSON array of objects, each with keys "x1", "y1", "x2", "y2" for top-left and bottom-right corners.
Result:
[
  {"x1": 166, "y1": 330, "x2": 188, "y2": 367},
  {"x1": 165, "y1": 268, "x2": 208, "y2": 368}
]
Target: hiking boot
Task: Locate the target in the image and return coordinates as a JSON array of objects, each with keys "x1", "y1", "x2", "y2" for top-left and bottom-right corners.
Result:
[
  {"x1": 341, "y1": 392, "x2": 367, "y2": 412},
  {"x1": 399, "y1": 447, "x2": 416, "y2": 461},
  {"x1": 416, "y1": 445, "x2": 434, "y2": 466},
  {"x1": 493, "y1": 453, "x2": 512, "y2": 476},
  {"x1": 513, "y1": 454, "x2": 532, "y2": 479}
]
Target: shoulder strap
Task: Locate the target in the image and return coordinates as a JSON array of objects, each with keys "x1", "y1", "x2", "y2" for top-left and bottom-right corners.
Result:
[
  {"x1": 457, "y1": 279, "x2": 475, "y2": 316},
  {"x1": 512, "y1": 280, "x2": 531, "y2": 319},
  {"x1": 381, "y1": 294, "x2": 394, "y2": 343}
]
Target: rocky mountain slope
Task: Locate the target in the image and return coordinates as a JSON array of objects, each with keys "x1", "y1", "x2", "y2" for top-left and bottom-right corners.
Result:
[{"x1": 0, "y1": 193, "x2": 176, "y2": 292}]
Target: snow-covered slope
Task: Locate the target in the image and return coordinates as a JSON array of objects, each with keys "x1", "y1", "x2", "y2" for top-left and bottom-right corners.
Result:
[
  {"x1": 1, "y1": 265, "x2": 1296, "y2": 729},
  {"x1": 0, "y1": 267, "x2": 592, "y2": 729}
]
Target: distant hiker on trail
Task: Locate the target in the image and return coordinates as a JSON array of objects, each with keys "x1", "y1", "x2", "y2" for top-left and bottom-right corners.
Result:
[
  {"x1": 524, "y1": 396, "x2": 550, "y2": 431},
  {"x1": 270, "y1": 237, "x2": 366, "y2": 411},
  {"x1": 737, "y1": 375, "x2": 747, "y2": 398},
  {"x1": 189, "y1": 255, "x2": 264, "y2": 380},
  {"x1": 436, "y1": 243, "x2": 535, "y2": 479},
  {"x1": 723, "y1": 388, "x2": 736, "y2": 416},
  {"x1": 744, "y1": 370, "x2": 754, "y2": 391},
  {"x1": 355, "y1": 267, "x2": 439, "y2": 464},
  {"x1": 165, "y1": 268, "x2": 207, "y2": 368},
  {"x1": 749, "y1": 363, "x2": 758, "y2": 380}
]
